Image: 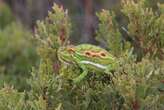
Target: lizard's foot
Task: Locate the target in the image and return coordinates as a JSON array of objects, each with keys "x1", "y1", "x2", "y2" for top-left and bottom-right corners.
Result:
[{"x1": 105, "y1": 69, "x2": 113, "y2": 76}]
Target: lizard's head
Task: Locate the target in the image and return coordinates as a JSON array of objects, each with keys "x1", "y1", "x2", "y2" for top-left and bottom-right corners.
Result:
[{"x1": 58, "y1": 45, "x2": 76, "y2": 64}]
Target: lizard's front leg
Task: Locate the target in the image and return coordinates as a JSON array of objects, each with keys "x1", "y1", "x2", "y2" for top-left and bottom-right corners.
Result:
[
  {"x1": 73, "y1": 64, "x2": 88, "y2": 83},
  {"x1": 72, "y1": 56, "x2": 88, "y2": 83}
]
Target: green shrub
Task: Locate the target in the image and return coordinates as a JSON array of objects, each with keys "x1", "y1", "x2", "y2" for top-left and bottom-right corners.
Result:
[
  {"x1": 96, "y1": 0, "x2": 164, "y2": 60},
  {"x1": 0, "y1": 85, "x2": 26, "y2": 110}
]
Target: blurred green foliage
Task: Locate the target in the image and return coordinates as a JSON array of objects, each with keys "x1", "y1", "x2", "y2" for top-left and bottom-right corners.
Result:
[
  {"x1": 0, "y1": 3, "x2": 38, "y2": 90},
  {"x1": 0, "y1": 2, "x2": 14, "y2": 29},
  {"x1": 0, "y1": 22, "x2": 38, "y2": 90}
]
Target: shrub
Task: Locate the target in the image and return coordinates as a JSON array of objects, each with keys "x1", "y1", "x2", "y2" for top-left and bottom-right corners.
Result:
[{"x1": 0, "y1": 85, "x2": 26, "y2": 110}]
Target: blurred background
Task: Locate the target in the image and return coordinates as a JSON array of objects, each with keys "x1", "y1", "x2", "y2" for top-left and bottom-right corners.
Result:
[
  {"x1": 1, "y1": 0, "x2": 164, "y2": 43},
  {"x1": 1, "y1": 0, "x2": 122, "y2": 43}
]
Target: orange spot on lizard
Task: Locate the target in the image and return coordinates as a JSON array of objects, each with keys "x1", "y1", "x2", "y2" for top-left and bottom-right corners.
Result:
[
  {"x1": 100, "y1": 52, "x2": 106, "y2": 57},
  {"x1": 85, "y1": 51, "x2": 92, "y2": 56}
]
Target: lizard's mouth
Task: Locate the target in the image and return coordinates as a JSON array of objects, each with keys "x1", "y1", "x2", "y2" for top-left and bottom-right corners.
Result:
[
  {"x1": 62, "y1": 59, "x2": 71, "y2": 65},
  {"x1": 59, "y1": 56, "x2": 74, "y2": 65}
]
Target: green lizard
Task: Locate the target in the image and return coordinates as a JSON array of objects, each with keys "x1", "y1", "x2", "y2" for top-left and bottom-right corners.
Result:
[{"x1": 58, "y1": 44, "x2": 119, "y2": 83}]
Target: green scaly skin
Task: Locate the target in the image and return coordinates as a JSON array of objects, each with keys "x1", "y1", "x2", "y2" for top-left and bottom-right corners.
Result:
[{"x1": 58, "y1": 44, "x2": 119, "y2": 83}]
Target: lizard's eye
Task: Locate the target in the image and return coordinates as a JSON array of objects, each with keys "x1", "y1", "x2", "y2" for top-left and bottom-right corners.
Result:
[{"x1": 100, "y1": 52, "x2": 106, "y2": 57}]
